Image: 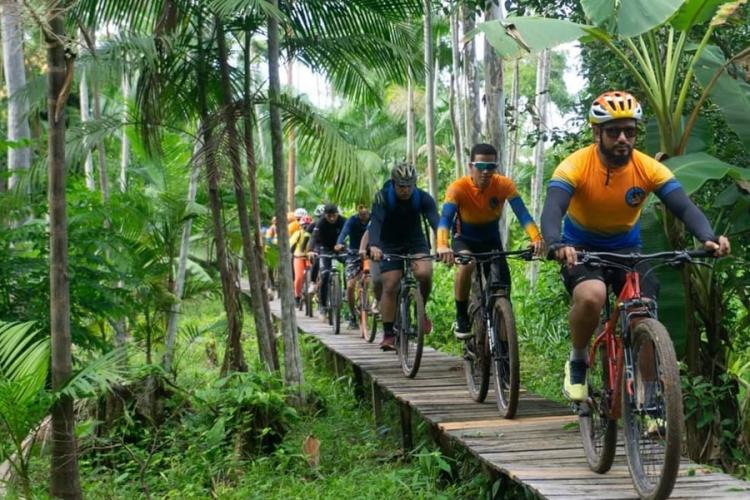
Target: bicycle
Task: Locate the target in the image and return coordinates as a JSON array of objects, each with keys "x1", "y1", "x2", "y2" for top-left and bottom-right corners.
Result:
[
  {"x1": 317, "y1": 252, "x2": 345, "y2": 335},
  {"x1": 575, "y1": 249, "x2": 714, "y2": 500},
  {"x1": 382, "y1": 254, "x2": 436, "y2": 378},
  {"x1": 353, "y1": 255, "x2": 378, "y2": 342},
  {"x1": 455, "y1": 249, "x2": 532, "y2": 419},
  {"x1": 301, "y1": 261, "x2": 314, "y2": 318}
]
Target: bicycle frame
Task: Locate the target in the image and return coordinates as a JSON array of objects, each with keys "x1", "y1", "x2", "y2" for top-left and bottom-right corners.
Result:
[{"x1": 589, "y1": 269, "x2": 657, "y2": 420}]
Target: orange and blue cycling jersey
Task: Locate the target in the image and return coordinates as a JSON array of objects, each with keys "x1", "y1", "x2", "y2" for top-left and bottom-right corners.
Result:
[
  {"x1": 549, "y1": 144, "x2": 681, "y2": 249},
  {"x1": 438, "y1": 175, "x2": 541, "y2": 248}
]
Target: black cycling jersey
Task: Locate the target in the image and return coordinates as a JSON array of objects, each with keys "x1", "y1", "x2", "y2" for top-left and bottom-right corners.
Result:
[
  {"x1": 337, "y1": 215, "x2": 369, "y2": 250},
  {"x1": 310, "y1": 215, "x2": 345, "y2": 250},
  {"x1": 368, "y1": 181, "x2": 439, "y2": 249}
]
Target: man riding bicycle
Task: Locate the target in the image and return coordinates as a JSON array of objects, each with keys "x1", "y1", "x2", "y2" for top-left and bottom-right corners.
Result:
[
  {"x1": 436, "y1": 143, "x2": 543, "y2": 339},
  {"x1": 335, "y1": 204, "x2": 371, "y2": 330},
  {"x1": 308, "y1": 204, "x2": 345, "y2": 320},
  {"x1": 540, "y1": 90, "x2": 730, "y2": 402},
  {"x1": 369, "y1": 162, "x2": 439, "y2": 351}
]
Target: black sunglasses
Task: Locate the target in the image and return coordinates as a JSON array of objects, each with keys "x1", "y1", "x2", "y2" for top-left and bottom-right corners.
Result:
[{"x1": 602, "y1": 126, "x2": 637, "y2": 139}]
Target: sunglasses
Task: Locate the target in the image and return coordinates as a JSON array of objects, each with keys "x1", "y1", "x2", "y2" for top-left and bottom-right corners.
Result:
[
  {"x1": 470, "y1": 161, "x2": 498, "y2": 171},
  {"x1": 602, "y1": 126, "x2": 637, "y2": 139}
]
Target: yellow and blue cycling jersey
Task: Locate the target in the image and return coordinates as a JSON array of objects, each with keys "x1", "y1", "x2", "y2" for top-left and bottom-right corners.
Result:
[
  {"x1": 438, "y1": 175, "x2": 540, "y2": 248},
  {"x1": 548, "y1": 144, "x2": 680, "y2": 249}
]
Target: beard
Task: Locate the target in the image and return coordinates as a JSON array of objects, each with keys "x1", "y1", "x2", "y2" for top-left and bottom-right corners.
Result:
[{"x1": 598, "y1": 141, "x2": 633, "y2": 167}]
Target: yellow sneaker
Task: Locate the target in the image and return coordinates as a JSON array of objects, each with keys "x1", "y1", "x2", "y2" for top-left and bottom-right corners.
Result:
[{"x1": 564, "y1": 360, "x2": 588, "y2": 402}]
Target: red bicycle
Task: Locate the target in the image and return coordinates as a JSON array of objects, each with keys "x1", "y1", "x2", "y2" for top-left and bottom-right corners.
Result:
[{"x1": 576, "y1": 249, "x2": 714, "y2": 500}]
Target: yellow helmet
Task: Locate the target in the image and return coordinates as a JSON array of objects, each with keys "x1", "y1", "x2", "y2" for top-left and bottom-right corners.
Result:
[{"x1": 589, "y1": 91, "x2": 643, "y2": 124}]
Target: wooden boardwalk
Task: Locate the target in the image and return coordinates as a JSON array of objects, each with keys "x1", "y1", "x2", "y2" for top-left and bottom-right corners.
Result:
[{"x1": 269, "y1": 300, "x2": 750, "y2": 499}]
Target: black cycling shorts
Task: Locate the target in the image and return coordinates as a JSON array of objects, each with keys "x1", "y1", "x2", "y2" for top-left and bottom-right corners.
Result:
[
  {"x1": 560, "y1": 247, "x2": 659, "y2": 299},
  {"x1": 378, "y1": 238, "x2": 430, "y2": 274},
  {"x1": 453, "y1": 238, "x2": 511, "y2": 291}
]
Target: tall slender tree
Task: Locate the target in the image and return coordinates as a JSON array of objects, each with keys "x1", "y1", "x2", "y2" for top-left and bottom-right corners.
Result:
[
  {"x1": 483, "y1": 1, "x2": 505, "y2": 166},
  {"x1": 1, "y1": 0, "x2": 31, "y2": 192},
  {"x1": 78, "y1": 30, "x2": 96, "y2": 191},
  {"x1": 461, "y1": 3, "x2": 481, "y2": 148},
  {"x1": 46, "y1": 0, "x2": 82, "y2": 496},
  {"x1": 449, "y1": 9, "x2": 464, "y2": 178},
  {"x1": 268, "y1": 0, "x2": 304, "y2": 402},
  {"x1": 423, "y1": 0, "x2": 437, "y2": 199}
]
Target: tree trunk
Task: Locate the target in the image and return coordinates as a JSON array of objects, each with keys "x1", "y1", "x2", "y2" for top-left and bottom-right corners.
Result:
[
  {"x1": 78, "y1": 31, "x2": 96, "y2": 191},
  {"x1": 504, "y1": 58, "x2": 521, "y2": 241},
  {"x1": 162, "y1": 134, "x2": 201, "y2": 374},
  {"x1": 195, "y1": 17, "x2": 246, "y2": 378},
  {"x1": 483, "y1": 1, "x2": 505, "y2": 166},
  {"x1": 269, "y1": 0, "x2": 304, "y2": 403},
  {"x1": 449, "y1": 10, "x2": 464, "y2": 178},
  {"x1": 46, "y1": 3, "x2": 83, "y2": 497},
  {"x1": 88, "y1": 30, "x2": 109, "y2": 201},
  {"x1": 217, "y1": 20, "x2": 257, "y2": 374},
  {"x1": 286, "y1": 61, "x2": 296, "y2": 210},
  {"x1": 461, "y1": 3, "x2": 481, "y2": 148},
  {"x1": 528, "y1": 49, "x2": 550, "y2": 286},
  {"x1": 423, "y1": 0, "x2": 437, "y2": 199},
  {"x1": 244, "y1": 29, "x2": 279, "y2": 371},
  {"x1": 406, "y1": 76, "x2": 416, "y2": 166},
  {"x1": 1, "y1": 0, "x2": 31, "y2": 192},
  {"x1": 119, "y1": 71, "x2": 130, "y2": 192}
]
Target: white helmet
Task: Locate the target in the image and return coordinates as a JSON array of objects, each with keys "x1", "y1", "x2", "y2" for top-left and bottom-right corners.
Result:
[
  {"x1": 313, "y1": 204, "x2": 326, "y2": 217},
  {"x1": 294, "y1": 208, "x2": 308, "y2": 219}
]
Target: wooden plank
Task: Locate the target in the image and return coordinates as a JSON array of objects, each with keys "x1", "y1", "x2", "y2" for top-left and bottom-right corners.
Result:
[{"x1": 264, "y1": 298, "x2": 750, "y2": 500}]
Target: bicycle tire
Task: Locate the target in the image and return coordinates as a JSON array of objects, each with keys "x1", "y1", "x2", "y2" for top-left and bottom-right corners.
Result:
[
  {"x1": 398, "y1": 285, "x2": 424, "y2": 378},
  {"x1": 579, "y1": 342, "x2": 618, "y2": 473},
  {"x1": 303, "y1": 271, "x2": 313, "y2": 318},
  {"x1": 359, "y1": 275, "x2": 377, "y2": 343},
  {"x1": 491, "y1": 297, "x2": 519, "y2": 418},
  {"x1": 331, "y1": 273, "x2": 341, "y2": 334},
  {"x1": 463, "y1": 297, "x2": 490, "y2": 402},
  {"x1": 622, "y1": 319, "x2": 682, "y2": 500}
]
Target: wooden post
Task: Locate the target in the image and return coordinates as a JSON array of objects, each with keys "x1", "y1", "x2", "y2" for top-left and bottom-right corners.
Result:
[
  {"x1": 333, "y1": 353, "x2": 343, "y2": 377},
  {"x1": 352, "y1": 365, "x2": 365, "y2": 400},
  {"x1": 399, "y1": 403, "x2": 413, "y2": 451},
  {"x1": 324, "y1": 349, "x2": 335, "y2": 373},
  {"x1": 372, "y1": 381, "x2": 384, "y2": 427}
]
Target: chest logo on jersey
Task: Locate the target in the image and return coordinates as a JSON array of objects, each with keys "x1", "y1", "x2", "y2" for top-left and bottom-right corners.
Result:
[
  {"x1": 625, "y1": 187, "x2": 646, "y2": 207},
  {"x1": 489, "y1": 196, "x2": 500, "y2": 210}
]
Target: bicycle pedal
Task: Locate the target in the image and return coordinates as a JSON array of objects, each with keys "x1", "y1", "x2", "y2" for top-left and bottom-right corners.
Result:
[{"x1": 572, "y1": 401, "x2": 590, "y2": 417}]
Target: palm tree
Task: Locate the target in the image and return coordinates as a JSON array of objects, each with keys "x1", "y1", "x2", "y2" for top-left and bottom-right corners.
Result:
[
  {"x1": 1, "y1": 0, "x2": 31, "y2": 191},
  {"x1": 423, "y1": 0, "x2": 437, "y2": 198},
  {"x1": 45, "y1": 0, "x2": 82, "y2": 495}
]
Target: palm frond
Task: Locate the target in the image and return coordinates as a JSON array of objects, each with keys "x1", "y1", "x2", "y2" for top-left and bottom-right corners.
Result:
[
  {"x1": 57, "y1": 348, "x2": 129, "y2": 400},
  {"x1": 0, "y1": 322, "x2": 48, "y2": 405}
]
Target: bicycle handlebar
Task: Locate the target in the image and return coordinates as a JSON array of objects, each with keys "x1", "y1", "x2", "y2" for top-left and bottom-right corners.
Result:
[
  {"x1": 382, "y1": 253, "x2": 437, "y2": 262},
  {"x1": 577, "y1": 249, "x2": 716, "y2": 270},
  {"x1": 454, "y1": 249, "x2": 534, "y2": 264}
]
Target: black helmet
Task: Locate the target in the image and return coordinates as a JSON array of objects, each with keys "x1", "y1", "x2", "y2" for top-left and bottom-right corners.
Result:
[{"x1": 391, "y1": 162, "x2": 417, "y2": 187}]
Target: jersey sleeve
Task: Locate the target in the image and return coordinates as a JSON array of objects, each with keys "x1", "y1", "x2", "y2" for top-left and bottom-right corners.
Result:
[
  {"x1": 421, "y1": 191, "x2": 440, "y2": 232},
  {"x1": 648, "y1": 158, "x2": 681, "y2": 198},
  {"x1": 548, "y1": 159, "x2": 578, "y2": 195},
  {"x1": 337, "y1": 216, "x2": 353, "y2": 246},
  {"x1": 438, "y1": 181, "x2": 460, "y2": 248},
  {"x1": 506, "y1": 179, "x2": 541, "y2": 242}
]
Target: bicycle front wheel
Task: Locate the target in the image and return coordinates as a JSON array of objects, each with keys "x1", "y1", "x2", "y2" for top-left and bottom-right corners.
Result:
[
  {"x1": 491, "y1": 297, "x2": 519, "y2": 418},
  {"x1": 463, "y1": 299, "x2": 490, "y2": 402},
  {"x1": 398, "y1": 285, "x2": 424, "y2": 378},
  {"x1": 359, "y1": 275, "x2": 377, "y2": 343},
  {"x1": 622, "y1": 318, "x2": 682, "y2": 500},
  {"x1": 303, "y1": 271, "x2": 313, "y2": 318},
  {"x1": 579, "y1": 342, "x2": 617, "y2": 473},
  {"x1": 331, "y1": 274, "x2": 341, "y2": 334}
]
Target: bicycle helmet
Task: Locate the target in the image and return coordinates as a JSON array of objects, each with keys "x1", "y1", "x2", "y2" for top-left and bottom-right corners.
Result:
[
  {"x1": 294, "y1": 207, "x2": 308, "y2": 219},
  {"x1": 323, "y1": 203, "x2": 338, "y2": 214},
  {"x1": 391, "y1": 161, "x2": 417, "y2": 187},
  {"x1": 313, "y1": 204, "x2": 325, "y2": 217},
  {"x1": 589, "y1": 91, "x2": 643, "y2": 125}
]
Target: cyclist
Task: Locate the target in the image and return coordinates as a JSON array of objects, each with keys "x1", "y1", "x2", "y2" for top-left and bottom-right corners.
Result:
[
  {"x1": 369, "y1": 162, "x2": 439, "y2": 351},
  {"x1": 308, "y1": 204, "x2": 345, "y2": 320},
  {"x1": 540, "y1": 90, "x2": 730, "y2": 402},
  {"x1": 335, "y1": 204, "x2": 371, "y2": 330},
  {"x1": 291, "y1": 211, "x2": 313, "y2": 307},
  {"x1": 436, "y1": 143, "x2": 543, "y2": 339},
  {"x1": 308, "y1": 204, "x2": 327, "y2": 292}
]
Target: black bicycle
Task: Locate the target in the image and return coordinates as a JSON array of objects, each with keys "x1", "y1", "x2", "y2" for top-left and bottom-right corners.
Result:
[
  {"x1": 382, "y1": 254, "x2": 435, "y2": 378},
  {"x1": 455, "y1": 249, "x2": 533, "y2": 419},
  {"x1": 317, "y1": 252, "x2": 345, "y2": 334}
]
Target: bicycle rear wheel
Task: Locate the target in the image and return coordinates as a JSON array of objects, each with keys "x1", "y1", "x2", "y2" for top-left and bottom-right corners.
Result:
[
  {"x1": 579, "y1": 341, "x2": 618, "y2": 473},
  {"x1": 463, "y1": 298, "x2": 490, "y2": 402},
  {"x1": 622, "y1": 318, "x2": 682, "y2": 500},
  {"x1": 491, "y1": 297, "x2": 519, "y2": 418},
  {"x1": 359, "y1": 275, "x2": 377, "y2": 343},
  {"x1": 398, "y1": 285, "x2": 424, "y2": 378},
  {"x1": 331, "y1": 273, "x2": 341, "y2": 334}
]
